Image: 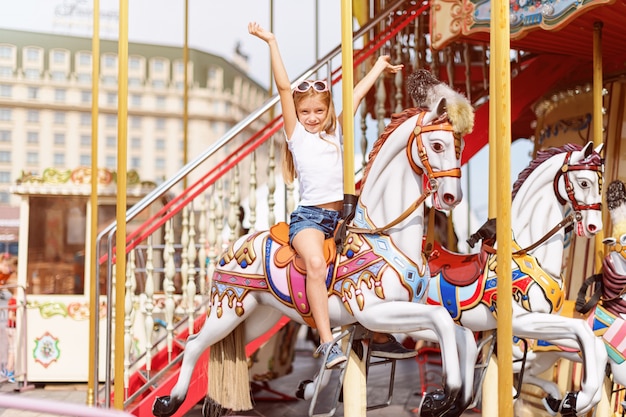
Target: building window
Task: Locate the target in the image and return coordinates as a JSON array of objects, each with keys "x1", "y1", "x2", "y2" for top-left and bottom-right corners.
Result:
[
  {"x1": 78, "y1": 52, "x2": 91, "y2": 66},
  {"x1": 151, "y1": 79, "x2": 166, "y2": 89},
  {"x1": 0, "y1": 192, "x2": 8, "y2": 203},
  {"x1": 156, "y1": 95, "x2": 166, "y2": 109},
  {"x1": 106, "y1": 135, "x2": 116, "y2": 148},
  {"x1": 54, "y1": 88, "x2": 66, "y2": 102},
  {"x1": 129, "y1": 77, "x2": 142, "y2": 87},
  {"x1": 26, "y1": 110, "x2": 39, "y2": 123},
  {"x1": 54, "y1": 133, "x2": 65, "y2": 145},
  {"x1": 80, "y1": 154, "x2": 91, "y2": 165},
  {"x1": 25, "y1": 47, "x2": 40, "y2": 62},
  {"x1": 152, "y1": 59, "x2": 165, "y2": 72},
  {"x1": 105, "y1": 155, "x2": 116, "y2": 168},
  {"x1": 105, "y1": 114, "x2": 117, "y2": 128},
  {"x1": 80, "y1": 113, "x2": 91, "y2": 126},
  {"x1": 102, "y1": 76, "x2": 116, "y2": 85},
  {"x1": 107, "y1": 92, "x2": 117, "y2": 105},
  {"x1": 129, "y1": 56, "x2": 141, "y2": 69},
  {"x1": 81, "y1": 90, "x2": 91, "y2": 103},
  {"x1": 130, "y1": 157, "x2": 140, "y2": 169},
  {"x1": 131, "y1": 137, "x2": 141, "y2": 149},
  {"x1": 24, "y1": 68, "x2": 39, "y2": 79},
  {"x1": 0, "y1": 151, "x2": 11, "y2": 163},
  {"x1": 0, "y1": 67, "x2": 12, "y2": 78},
  {"x1": 0, "y1": 171, "x2": 10, "y2": 183},
  {"x1": 130, "y1": 116, "x2": 141, "y2": 129},
  {"x1": 26, "y1": 152, "x2": 38, "y2": 164},
  {"x1": 77, "y1": 73, "x2": 91, "y2": 84},
  {"x1": 52, "y1": 50, "x2": 66, "y2": 64},
  {"x1": 0, "y1": 108, "x2": 11, "y2": 121},
  {"x1": 0, "y1": 130, "x2": 10, "y2": 142},
  {"x1": 80, "y1": 134, "x2": 91, "y2": 146},
  {"x1": 27, "y1": 86, "x2": 39, "y2": 99},
  {"x1": 50, "y1": 71, "x2": 66, "y2": 81},
  {"x1": 155, "y1": 118, "x2": 166, "y2": 130},
  {"x1": 103, "y1": 54, "x2": 116, "y2": 68},
  {"x1": 53, "y1": 153, "x2": 65, "y2": 166},
  {"x1": 53, "y1": 111, "x2": 65, "y2": 124},
  {"x1": 130, "y1": 94, "x2": 141, "y2": 106},
  {"x1": 27, "y1": 131, "x2": 38, "y2": 144},
  {"x1": 0, "y1": 84, "x2": 11, "y2": 97},
  {"x1": 155, "y1": 157, "x2": 166, "y2": 170},
  {"x1": 155, "y1": 138, "x2": 165, "y2": 151},
  {"x1": 0, "y1": 46, "x2": 11, "y2": 59}
]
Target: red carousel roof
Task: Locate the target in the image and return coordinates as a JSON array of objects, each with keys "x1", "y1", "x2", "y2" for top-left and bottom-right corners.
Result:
[{"x1": 430, "y1": 0, "x2": 626, "y2": 162}]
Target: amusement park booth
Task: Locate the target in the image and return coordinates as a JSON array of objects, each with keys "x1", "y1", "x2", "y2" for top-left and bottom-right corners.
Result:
[{"x1": 10, "y1": 167, "x2": 158, "y2": 382}]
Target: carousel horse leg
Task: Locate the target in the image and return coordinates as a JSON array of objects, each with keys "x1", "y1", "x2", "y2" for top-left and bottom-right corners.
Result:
[
  {"x1": 354, "y1": 301, "x2": 468, "y2": 417},
  {"x1": 153, "y1": 301, "x2": 260, "y2": 417},
  {"x1": 408, "y1": 325, "x2": 477, "y2": 417},
  {"x1": 511, "y1": 304, "x2": 607, "y2": 416}
]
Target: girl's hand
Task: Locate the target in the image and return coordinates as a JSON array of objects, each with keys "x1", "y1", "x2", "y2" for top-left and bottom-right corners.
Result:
[
  {"x1": 376, "y1": 55, "x2": 404, "y2": 75},
  {"x1": 248, "y1": 22, "x2": 275, "y2": 43}
]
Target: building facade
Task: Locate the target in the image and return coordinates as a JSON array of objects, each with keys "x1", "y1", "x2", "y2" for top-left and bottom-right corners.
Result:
[{"x1": 0, "y1": 28, "x2": 268, "y2": 206}]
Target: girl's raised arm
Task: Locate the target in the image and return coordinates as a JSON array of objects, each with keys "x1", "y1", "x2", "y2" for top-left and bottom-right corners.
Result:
[
  {"x1": 338, "y1": 55, "x2": 403, "y2": 126},
  {"x1": 248, "y1": 22, "x2": 297, "y2": 137}
]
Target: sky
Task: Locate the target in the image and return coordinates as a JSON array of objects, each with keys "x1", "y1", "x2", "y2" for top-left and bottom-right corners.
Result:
[{"x1": 0, "y1": 0, "x2": 534, "y2": 248}]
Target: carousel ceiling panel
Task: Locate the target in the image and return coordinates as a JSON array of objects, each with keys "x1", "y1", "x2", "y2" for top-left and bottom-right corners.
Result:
[{"x1": 431, "y1": 0, "x2": 626, "y2": 80}]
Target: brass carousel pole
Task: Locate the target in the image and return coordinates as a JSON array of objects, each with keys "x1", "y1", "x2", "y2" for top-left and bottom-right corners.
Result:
[
  {"x1": 592, "y1": 20, "x2": 611, "y2": 417},
  {"x1": 87, "y1": 0, "x2": 100, "y2": 407},
  {"x1": 114, "y1": 0, "x2": 129, "y2": 409},
  {"x1": 493, "y1": 0, "x2": 513, "y2": 415},
  {"x1": 340, "y1": 1, "x2": 365, "y2": 416}
]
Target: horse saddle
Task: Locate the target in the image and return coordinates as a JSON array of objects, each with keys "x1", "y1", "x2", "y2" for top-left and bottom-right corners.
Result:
[
  {"x1": 427, "y1": 239, "x2": 489, "y2": 287},
  {"x1": 269, "y1": 222, "x2": 338, "y2": 274}
]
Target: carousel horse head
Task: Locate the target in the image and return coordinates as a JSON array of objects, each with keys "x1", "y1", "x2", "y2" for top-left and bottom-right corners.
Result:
[{"x1": 552, "y1": 142, "x2": 604, "y2": 237}]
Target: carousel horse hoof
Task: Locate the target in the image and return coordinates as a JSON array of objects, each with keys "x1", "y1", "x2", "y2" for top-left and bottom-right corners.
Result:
[
  {"x1": 152, "y1": 395, "x2": 184, "y2": 417},
  {"x1": 543, "y1": 394, "x2": 560, "y2": 416},
  {"x1": 296, "y1": 379, "x2": 314, "y2": 400},
  {"x1": 559, "y1": 392, "x2": 578, "y2": 417},
  {"x1": 419, "y1": 388, "x2": 454, "y2": 417},
  {"x1": 436, "y1": 395, "x2": 471, "y2": 417}
]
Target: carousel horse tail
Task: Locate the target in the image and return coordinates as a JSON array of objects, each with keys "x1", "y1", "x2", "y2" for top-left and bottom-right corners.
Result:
[
  {"x1": 206, "y1": 323, "x2": 252, "y2": 415},
  {"x1": 466, "y1": 218, "x2": 497, "y2": 248}
]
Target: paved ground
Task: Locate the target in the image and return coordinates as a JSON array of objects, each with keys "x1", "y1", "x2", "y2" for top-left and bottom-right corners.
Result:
[{"x1": 0, "y1": 343, "x2": 483, "y2": 417}]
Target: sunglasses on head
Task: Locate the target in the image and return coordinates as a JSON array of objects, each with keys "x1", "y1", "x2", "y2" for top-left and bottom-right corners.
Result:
[{"x1": 294, "y1": 80, "x2": 329, "y2": 93}]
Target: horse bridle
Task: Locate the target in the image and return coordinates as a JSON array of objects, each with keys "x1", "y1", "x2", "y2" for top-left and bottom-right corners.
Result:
[
  {"x1": 347, "y1": 111, "x2": 461, "y2": 235},
  {"x1": 553, "y1": 150, "x2": 603, "y2": 214}
]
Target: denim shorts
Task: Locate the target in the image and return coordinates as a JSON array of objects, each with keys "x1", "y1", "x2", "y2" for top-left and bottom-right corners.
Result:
[{"x1": 289, "y1": 205, "x2": 342, "y2": 245}]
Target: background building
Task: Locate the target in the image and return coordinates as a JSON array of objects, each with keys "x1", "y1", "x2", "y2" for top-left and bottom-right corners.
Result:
[{"x1": 0, "y1": 28, "x2": 268, "y2": 207}]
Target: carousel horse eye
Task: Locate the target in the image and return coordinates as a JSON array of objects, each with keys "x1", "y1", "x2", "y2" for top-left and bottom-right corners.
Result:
[
  {"x1": 579, "y1": 179, "x2": 589, "y2": 188},
  {"x1": 603, "y1": 237, "x2": 616, "y2": 246},
  {"x1": 620, "y1": 234, "x2": 626, "y2": 246},
  {"x1": 431, "y1": 142, "x2": 444, "y2": 153}
]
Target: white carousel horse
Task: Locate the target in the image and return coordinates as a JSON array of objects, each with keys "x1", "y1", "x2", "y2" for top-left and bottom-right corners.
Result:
[
  {"x1": 423, "y1": 142, "x2": 606, "y2": 416},
  {"x1": 152, "y1": 97, "x2": 477, "y2": 417},
  {"x1": 514, "y1": 179, "x2": 626, "y2": 416}
]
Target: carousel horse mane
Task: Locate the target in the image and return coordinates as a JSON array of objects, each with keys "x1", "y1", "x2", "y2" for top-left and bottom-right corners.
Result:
[
  {"x1": 361, "y1": 107, "x2": 423, "y2": 185},
  {"x1": 511, "y1": 143, "x2": 585, "y2": 200}
]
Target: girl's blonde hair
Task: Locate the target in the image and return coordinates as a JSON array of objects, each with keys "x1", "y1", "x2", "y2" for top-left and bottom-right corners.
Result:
[{"x1": 282, "y1": 88, "x2": 337, "y2": 184}]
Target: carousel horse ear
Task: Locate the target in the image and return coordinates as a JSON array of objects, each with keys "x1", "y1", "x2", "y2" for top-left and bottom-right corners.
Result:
[
  {"x1": 594, "y1": 142, "x2": 604, "y2": 156},
  {"x1": 582, "y1": 141, "x2": 594, "y2": 157}
]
